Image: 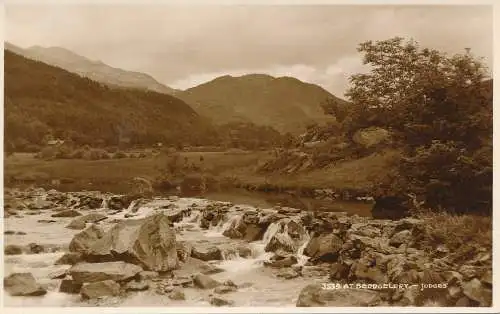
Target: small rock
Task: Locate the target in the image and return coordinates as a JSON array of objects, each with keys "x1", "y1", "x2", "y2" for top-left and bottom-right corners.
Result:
[
  {"x1": 52, "y1": 209, "x2": 82, "y2": 218},
  {"x1": 276, "y1": 268, "x2": 300, "y2": 279},
  {"x1": 448, "y1": 285, "x2": 463, "y2": 299},
  {"x1": 389, "y1": 230, "x2": 412, "y2": 247},
  {"x1": 238, "y1": 282, "x2": 253, "y2": 289},
  {"x1": 28, "y1": 243, "x2": 44, "y2": 254},
  {"x1": 168, "y1": 287, "x2": 185, "y2": 300},
  {"x1": 214, "y1": 285, "x2": 237, "y2": 294},
  {"x1": 480, "y1": 270, "x2": 492, "y2": 287},
  {"x1": 210, "y1": 296, "x2": 234, "y2": 306},
  {"x1": 223, "y1": 280, "x2": 237, "y2": 287},
  {"x1": 80, "y1": 280, "x2": 121, "y2": 300},
  {"x1": 193, "y1": 273, "x2": 221, "y2": 289},
  {"x1": 329, "y1": 262, "x2": 350, "y2": 281},
  {"x1": 59, "y1": 279, "x2": 83, "y2": 294},
  {"x1": 171, "y1": 277, "x2": 193, "y2": 287},
  {"x1": 264, "y1": 255, "x2": 297, "y2": 268},
  {"x1": 237, "y1": 245, "x2": 253, "y2": 258},
  {"x1": 49, "y1": 269, "x2": 68, "y2": 279},
  {"x1": 138, "y1": 271, "x2": 159, "y2": 281},
  {"x1": 38, "y1": 219, "x2": 57, "y2": 223},
  {"x1": 5, "y1": 245, "x2": 23, "y2": 255},
  {"x1": 191, "y1": 246, "x2": 223, "y2": 261},
  {"x1": 4, "y1": 273, "x2": 47, "y2": 296},
  {"x1": 65, "y1": 219, "x2": 86, "y2": 230},
  {"x1": 125, "y1": 280, "x2": 150, "y2": 291},
  {"x1": 455, "y1": 296, "x2": 473, "y2": 306}
]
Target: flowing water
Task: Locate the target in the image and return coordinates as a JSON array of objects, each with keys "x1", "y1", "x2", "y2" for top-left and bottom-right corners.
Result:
[{"x1": 3, "y1": 192, "x2": 364, "y2": 307}]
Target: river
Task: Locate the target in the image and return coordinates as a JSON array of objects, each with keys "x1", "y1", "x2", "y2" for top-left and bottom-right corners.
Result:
[{"x1": 3, "y1": 189, "x2": 372, "y2": 307}]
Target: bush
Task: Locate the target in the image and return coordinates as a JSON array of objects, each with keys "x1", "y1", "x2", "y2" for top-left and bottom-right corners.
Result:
[
  {"x1": 106, "y1": 147, "x2": 118, "y2": 154},
  {"x1": 35, "y1": 146, "x2": 57, "y2": 160},
  {"x1": 113, "y1": 151, "x2": 127, "y2": 159},
  {"x1": 70, "y1": 149, "x2": 85, "y2": 159},
  {"x1": 84, "y1": 149, "x2": 109, "y2": 160},
  {"x1": 344, "y1": 37, "x2": 492, "y2": 214}
]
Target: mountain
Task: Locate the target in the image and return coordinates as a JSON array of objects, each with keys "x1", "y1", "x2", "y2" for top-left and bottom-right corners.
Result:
[
  {"x1": 176, "y1": 74, "x2": 343, "y2": 134},
  {"x1": 5, "y1": 42, "x2": 178, "y2": 95},
  {"x1": 4, "y1": 50, "x2": 219, "y2": 150}
]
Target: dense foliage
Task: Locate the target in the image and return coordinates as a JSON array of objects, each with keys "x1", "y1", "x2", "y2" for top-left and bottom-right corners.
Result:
[
  {"x1": 344, "y1": 37, "x2": 492, "y2": 214},
  {"x1": 4, "y1": 51, "x2": 285, "y2": 153},
  {"x1": 4, "y1": 50, "x2": 220, "y2": 150}
]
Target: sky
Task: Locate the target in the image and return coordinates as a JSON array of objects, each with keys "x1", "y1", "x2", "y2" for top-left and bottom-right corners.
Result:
[{"x1": 5, "y1": 4, "x2": 493, "y2": 97}]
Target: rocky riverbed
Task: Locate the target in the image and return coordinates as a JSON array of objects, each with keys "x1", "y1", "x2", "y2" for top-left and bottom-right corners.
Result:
[{"x1": 3, "y1": 187, "x2": 492, "y2": 307}]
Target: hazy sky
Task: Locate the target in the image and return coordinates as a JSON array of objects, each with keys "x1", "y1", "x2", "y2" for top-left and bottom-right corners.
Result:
[{"x1": 5, "y1": 4, "x2": 493, "y2": 96}]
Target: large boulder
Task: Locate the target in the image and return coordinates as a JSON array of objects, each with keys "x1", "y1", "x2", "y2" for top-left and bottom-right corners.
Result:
[
  {"x1": 80, "y1": 280, "x2": 121, "y2": 299},
  {"x1": 87, "y1": 213, "x2": 179, "y2": 272},
  {"x1": 463, "y1": 278, "x2": 492, "y2": 307},
  {"x1": 4, "y1": 273, "x2": 47, "y2": 296},
  {"x1": 304, "y1": 233, "x2": 343, "y2": 262},
  {"x1": 69, "y1": 224, "x2": 105, "y2": 254},
  {"x1": 352, "y1": 127, "x2": 391, "y2": 148},
  {"x1": 264, "y1": 218, "x2": 308, "y2": 253},
  {"x1": 68, "y1": 261, "x2": 143, "y2": 284},
  {"x1": 296, "y1": 283, "x2": 381, "y2": 306}
]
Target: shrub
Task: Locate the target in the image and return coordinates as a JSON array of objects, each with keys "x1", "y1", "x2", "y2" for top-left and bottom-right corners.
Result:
[
  {"x1": 113, "y1": 151, "x2": 127, "y2": 159},
  {"x1": 70, "y1": 149, "x2": 85, "y2": 159}
]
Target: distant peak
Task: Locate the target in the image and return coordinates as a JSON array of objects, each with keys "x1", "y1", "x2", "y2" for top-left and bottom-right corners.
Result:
[{"x1": 239, "y1": 73, "x2": 275, "y2": 79}]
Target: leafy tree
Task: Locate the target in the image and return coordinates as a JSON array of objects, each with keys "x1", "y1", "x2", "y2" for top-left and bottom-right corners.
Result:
[{"x1": 346, "y1": 37, "x2": 492, "y2": 214}]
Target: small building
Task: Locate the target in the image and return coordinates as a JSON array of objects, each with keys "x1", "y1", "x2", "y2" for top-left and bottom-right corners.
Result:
[{"x1": 47, "y1": 139, "x2": 65, "y2": 146}]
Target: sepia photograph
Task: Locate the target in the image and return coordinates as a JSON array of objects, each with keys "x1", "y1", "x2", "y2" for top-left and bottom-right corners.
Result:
[{"x1": 2, "y1": 0, "x2": 496, "y2": 311}]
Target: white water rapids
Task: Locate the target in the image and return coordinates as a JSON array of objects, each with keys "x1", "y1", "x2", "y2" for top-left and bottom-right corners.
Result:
[{"x1": 3, "y1": 196, "x2": 325, "y2": 307}]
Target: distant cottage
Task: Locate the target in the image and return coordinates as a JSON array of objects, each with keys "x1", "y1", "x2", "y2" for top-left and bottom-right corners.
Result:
[{"x1": 47, "y1": 139, "x2": 65, "y2": 146}]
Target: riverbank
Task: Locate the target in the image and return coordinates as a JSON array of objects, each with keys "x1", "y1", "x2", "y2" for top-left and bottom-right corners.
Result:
[
  {"x1": 4, "y1": 149, "x2": 396, "y2": 199},
  {"x1": 3, "y1": 187, "x2": 492, "y2": 307}
]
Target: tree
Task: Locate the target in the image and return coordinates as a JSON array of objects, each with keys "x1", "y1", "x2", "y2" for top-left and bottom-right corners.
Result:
[{"x1": 346, "y1": 37, "x2": 492, "y2": 214}]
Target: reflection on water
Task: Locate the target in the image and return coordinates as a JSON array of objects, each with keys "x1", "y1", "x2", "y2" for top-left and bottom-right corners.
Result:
[{"x1": 179, "y1": 189, "x2": 373, "y2": 217}]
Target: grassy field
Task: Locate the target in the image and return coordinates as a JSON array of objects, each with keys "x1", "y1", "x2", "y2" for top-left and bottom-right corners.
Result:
[{"x1": 4, "y1": 149, "x2": 399, "y2": 194}]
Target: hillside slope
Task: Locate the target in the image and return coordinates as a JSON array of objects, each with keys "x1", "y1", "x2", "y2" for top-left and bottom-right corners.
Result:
[
  {"x1": 4, "y1": 50, "x2": 218, "y2": 149},
  {"x1": 177, "y1": 74, "x2": 345, "y2": 134},
  {"x1": 5, "y1": 42, "x2": 178, "y2": 95}
]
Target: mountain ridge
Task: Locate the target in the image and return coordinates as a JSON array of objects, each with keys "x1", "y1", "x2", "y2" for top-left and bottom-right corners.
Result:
[
  {"x1": 5, "y1": 42, "x2": 179, "y2": 95},
  {"x1": 4, "y1": 49, "x2": 219, "y2": 150},
  {"x1": 177, "y1": 73, "x2": 347, "y2": 134}
]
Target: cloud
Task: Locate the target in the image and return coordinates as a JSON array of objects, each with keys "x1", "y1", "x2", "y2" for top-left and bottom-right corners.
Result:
[{"x1": 6, "y1": 4, "x2": 493, "y2": 94}]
